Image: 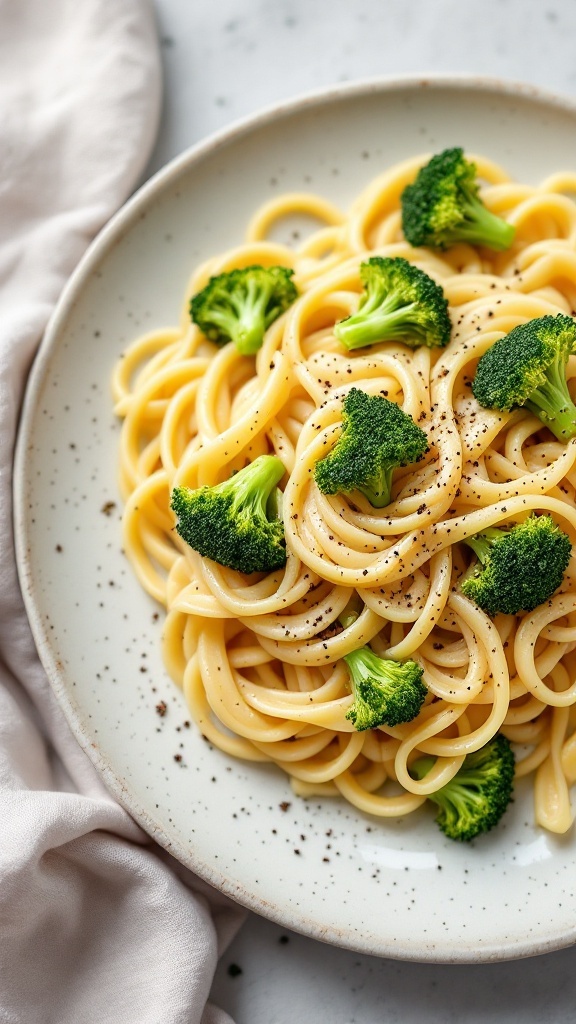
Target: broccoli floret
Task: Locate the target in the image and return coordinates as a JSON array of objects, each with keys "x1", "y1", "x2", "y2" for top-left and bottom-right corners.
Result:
[
  {"x1": 460, "y1": 514, "x2": 572, "y2": 616},
  {"x1": 334, "y1": 256, "x2": 451, "y2": 350},
  {"x1": 170, "y1": 454, "x2": 286, "y2": 574},
  {"x1": 343, "y1": 646, "x2": 426, "y2": 730},
  {"x1": 314, "y1": 387, "x2": 428, "y2": 508},
  {"x1": 190, "y1": 265, "x2": 298, "y2": 355},
  {"x1": 472, "y1": 314, "x2": 576, "y2": 442},
  {"x1": 411, "y1": 734, "x2": 515, "y2": 842},
  {"x1": 401, "y1": 147, "x2": 516, "y2": 251}
]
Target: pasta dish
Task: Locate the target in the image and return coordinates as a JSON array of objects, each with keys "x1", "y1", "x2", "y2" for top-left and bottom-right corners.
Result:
[{"x1": 112, "y1": 149, "x2": 576, "y2": 842}]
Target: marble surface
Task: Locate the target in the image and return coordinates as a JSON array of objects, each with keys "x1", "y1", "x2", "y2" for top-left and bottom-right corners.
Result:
[{"x1": 146, "y1": 1, "x2": 576, "y2": 1019}]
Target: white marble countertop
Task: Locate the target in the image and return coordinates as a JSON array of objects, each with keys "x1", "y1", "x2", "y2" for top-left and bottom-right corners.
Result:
[{"x1": 147, "y1": 1, "x2": 576, "y2": 1020}]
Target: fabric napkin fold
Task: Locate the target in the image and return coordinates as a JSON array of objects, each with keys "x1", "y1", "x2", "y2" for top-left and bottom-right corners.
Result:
[{"x1": 0, "y1": 2, "x2": 243, "y2": 1020}]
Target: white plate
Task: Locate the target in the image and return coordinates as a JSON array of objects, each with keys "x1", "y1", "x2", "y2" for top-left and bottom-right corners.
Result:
[{"x1": 14, "y1": 77, "x2": 576, "y2": 962}]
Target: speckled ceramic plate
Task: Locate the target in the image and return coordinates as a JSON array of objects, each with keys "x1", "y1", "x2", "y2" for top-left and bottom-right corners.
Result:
[{"x1": 14, "y1": 77, "x2": 576, "y2": 962}]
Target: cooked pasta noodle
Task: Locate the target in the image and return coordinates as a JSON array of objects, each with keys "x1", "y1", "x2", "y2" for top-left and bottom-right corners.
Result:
[{"x1": 113, "y1": 153, "x2": 576, "y2": 835}]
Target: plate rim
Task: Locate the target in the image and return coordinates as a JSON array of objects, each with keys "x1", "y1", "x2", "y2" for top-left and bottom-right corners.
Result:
[{"x1": 14, "y1": 73, "x2": 576, "y2": 963}]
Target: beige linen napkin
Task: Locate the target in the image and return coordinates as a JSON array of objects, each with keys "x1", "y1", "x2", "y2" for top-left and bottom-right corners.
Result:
[{"x1": 0, "y1": 2, "x2": 243, "y2": 1020}]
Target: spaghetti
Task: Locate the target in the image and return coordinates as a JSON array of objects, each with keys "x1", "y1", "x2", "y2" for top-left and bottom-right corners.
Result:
[{"x1": 113, "y1": 153, "x2": 576, "y2": 835}]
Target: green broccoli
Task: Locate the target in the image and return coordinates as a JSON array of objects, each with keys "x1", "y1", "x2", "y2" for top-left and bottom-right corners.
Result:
[
  {"x1": 472, "y1": 314, "x2": 576, "y2": 442},
  {"x1": 190, "y1": 265, "x2": 298, "y2": 355},
  {"x1": 401, "y1": 147, "x2": 516, "y2": 251},
  {"x1": 170, "y1": 454, "x2": 286, "y2": 574},
  {"x1": 460, "y1": 514, "x2": 572, "y2": 616},
  {"x1": 410, "y1": 734, "x2": 515, "y2": 842},
  {"x1": 314, "y1": 387, "x2": 428, "y2": 508},
  {"x1": 343, "y1": 645, "x2": 426, "y2": 730},
  {"x1": 334, "y1": 256, "x2": 451, "y2": 350}
]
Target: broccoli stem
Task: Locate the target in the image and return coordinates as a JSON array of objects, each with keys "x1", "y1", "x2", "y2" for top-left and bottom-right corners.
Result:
[
  {"x1": 463, "y1": 527, "x2": 503, "y2": 565},
  {"x1": 339, "y1": 611, "x2": 359, "y2": 630},
  {"x1": 227, "y1": 276, "x2": 274, "y2": 355},
  {"x1": 227, "y1": 455, "x2": 285, "y2": 517},
  {"x1": 410, "y1": 756, "x2": 435, "y2": 780},
  {"x1": 356, "y1": 463, "x2": 394, "y2": 508},
  {"x1": 336, "y1": 296, "x2": 420, "y2": 350},
  {"x1": 343, "y1": 647, "x2": 373, "y2": 677},
  {"x1": 525, "y1": 363, "x2": 576, "y2": 440},
  {"x1": 443, "y1": 192, "x2": 515, "y2": 251},
  {"x1": 204, "y1": 306, "x2": 247, "y2": 344},
  {"x1": 412, "y1": 756, "x2": 503, "y2": 792},
  {"x1": 266, "y1": 483, "x2": 283, "y2": 522},
  {"x1": 411, "y1": 757, "x2": 496, "y2": 813}
]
